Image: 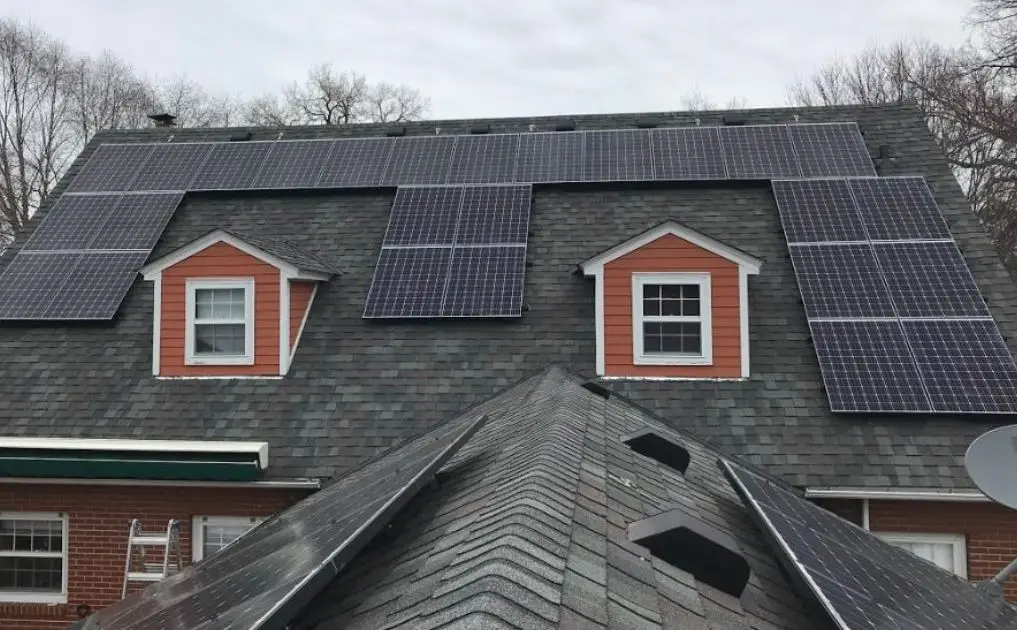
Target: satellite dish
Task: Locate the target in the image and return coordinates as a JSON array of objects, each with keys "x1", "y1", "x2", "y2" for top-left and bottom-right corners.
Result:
[{"x1": 965, "y1": 424, "x2": 1017, "y2": 510}]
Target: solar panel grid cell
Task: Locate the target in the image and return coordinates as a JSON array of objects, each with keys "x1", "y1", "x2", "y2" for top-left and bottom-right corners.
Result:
[
  {"x1": 0, "y1": 252, "x2": 79, "y2": 319},
  {"x1": 447, "y1": 134, "x2": 520, "y2": 183},
  {"x1": 789, "y1": 244, "x2": 895, "y2": 318},
  {"x1": 514, "y1": 132, "x2": 584, "y2": 183},
  {"x1": 383, "y1": 136, "x2": 456, "y2": 185},
  {"x1": 66, "y1": 144, "x2": 156, "y2": 193},
  {"x1": 128, "y1": 143, "x2": 212, "y2": 191},
  {"x1": 443, "y1": 246, "x2": 526, "y2": 317},
  {"x1": 362, "y1": 247, "x2": 452, "y2": 318},
  {"x1": 651, "y1": 127, "x2": 727, "y2": 180},
  {"x1": 874, "y1": 241, "x2": 991, "y2": 318},
  {"x1": 788, "y1": 123, "x2": 876, "y2": 177},
  {"x1": 848, "y1": 177, "x2": 951, "y2": 241},
  {"x1": 382, "y1": 187, "x2": 463, "y2": 246},
  {"x1": 455, "y1": 185, "x2": 531, "y2": 245},
  {"x1": 89, "y1": 192, "x2": 184, "y2": 251},
  {"x1": 190, "y1": 142, "x2": 273, "y2": 190},
  {"x1": 45, "y1": 252, "x2": 149, "y2": 319},
  {"x1": 22, "y1": 194, "x2": 122, "y2": 251},
  {"x1": 772, "y1": 179, "x2": 868, "y2": 243},
  {"x1": 316, "y1": 137, "x2": 393, "y2": 187},
  {"x1": 252, "y1": 140, "x2": 333, "y2": 189},
  {"x1": 720, "y1": 125, "x2": 801, "y2": 179},
  {"x1": 583, "y1": 129, "x2": 654, "y2": 182}
]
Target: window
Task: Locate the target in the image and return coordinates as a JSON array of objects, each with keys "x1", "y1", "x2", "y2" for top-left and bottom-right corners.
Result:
[
  {"x1": 192, "y1": 516, "x2": 262, "y2": 562},
  {"x1": 0, "y1": 512, "x2": 68, "y2": 603},
  {"x1": 185, "y1": 279, "x2": 255, "y2": 366},
  {"x1": 876, "y1": 532, "x2": 967, "y2": 578},
  {"x1": 632, "y1": 272, "x2": 712, "y2": 365}
]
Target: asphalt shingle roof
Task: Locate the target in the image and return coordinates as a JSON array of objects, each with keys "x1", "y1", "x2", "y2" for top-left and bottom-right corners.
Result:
[
  {"x1": 1, "y1": 102, "x2": 1015, "y2": 490},
  {"x1": 217, "y1": 227, "x2": 342, "y2": 275}
]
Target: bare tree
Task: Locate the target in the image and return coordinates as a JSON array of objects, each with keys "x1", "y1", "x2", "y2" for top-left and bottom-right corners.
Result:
[{"x1": 151, "y1": 76, "x2": 243, "y2": 128}]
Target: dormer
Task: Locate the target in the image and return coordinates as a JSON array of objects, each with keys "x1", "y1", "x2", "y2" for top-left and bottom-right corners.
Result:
[
  {"x1": 140, "y1": 229, "x2": 338, "y2": 377},
  {"x1": 580, "y1": 221, "x2": 761, "y2": 379}
]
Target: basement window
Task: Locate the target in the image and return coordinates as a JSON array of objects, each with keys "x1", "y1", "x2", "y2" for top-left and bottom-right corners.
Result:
[
  {"x1": 185, "y1": 279, "x2": 255, "y2": 366},
  {"x1": 0, "y1": 512, "x2": 68, "y2": 603},
  {"x1": 875, "y1": 532, "x2": 967, "y2": 578},
  {"x1": 632, "y1": 272, "x2": 712, "y2": 365}
]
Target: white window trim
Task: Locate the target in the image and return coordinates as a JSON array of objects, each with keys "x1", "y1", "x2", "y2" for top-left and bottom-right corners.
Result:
[
  {"x1": 0, "y1": 511, "x2": 69, "y2": 604},
  {"x1": 631, "y1": 272, "x2": 712, "y2": 366},
  {"x1": 191, "y1": 516, "x2": 263, "y2": 562},
  {"x1": 184, "y1": 278, "x2": 256, "y2": 366},
  {"x1": 875, "y1": 532, "x2": 967, "y2": 579}
]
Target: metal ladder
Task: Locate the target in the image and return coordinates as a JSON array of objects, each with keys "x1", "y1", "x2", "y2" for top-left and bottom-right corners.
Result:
[{"x1": 121, "y1": 518, "x2": 183, "y2": 598}]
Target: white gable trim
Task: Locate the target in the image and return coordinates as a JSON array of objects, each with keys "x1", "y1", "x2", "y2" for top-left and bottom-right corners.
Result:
[
  {"x1": 139, "y1": 230, "x2": 330, "y2": 281},
  {"x1": 579, "y1": 221, "x2": 763, "y2": 277}
]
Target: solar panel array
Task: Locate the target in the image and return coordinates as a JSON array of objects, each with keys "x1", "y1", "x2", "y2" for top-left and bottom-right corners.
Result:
[
  {"x1": 0, "y1": 192, "x2": 183, "y2": 320},
  {"x1": 774, "y1": 176, "x2": 1017, "y2": 414},
  {"x1": 723, "y1": 461, "x2": 1017, "y2": 630},
  {"x1": 67, "y1": 123, "x2": 875, "y2": 195},
  {"x1": 76, "y1": 413, "x2": 486, "y2": 630},
  {"x1": 363, "y1": 184, "x2": 531, "y2": 318}
]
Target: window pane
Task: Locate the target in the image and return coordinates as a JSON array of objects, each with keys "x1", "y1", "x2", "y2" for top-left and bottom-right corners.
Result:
[
  {"x1": 661, "y1": 285, "x2": 683, "y2": 299},
  {"x1": 647, "y1": 322, "x2": 702, "y2": 355},
  {"x1": 195, "y1": 324, "x2": 246, "y2": 355},
  {"x1": 643, "y1": 284, "x2": 661, "y2": 300},
  {"x1": 661, "y1": 299, "x2": 683, "y2": 316},
  {"x1": 195, "y1": 288, "x2": 246, "y2": 320},
  {"x1": 194, "y1": 289, "x2": 214, "y2": 319},
  {"x1": 683, "y1": 284, "x2": 700, "y2": 299},
  {"x1": 890, "y1": 540, "x2": 957, "y2": 575},
  {"x1": 202, "y1": 523, "x2": 257, "y2": 559},
  {"x1": 229, "y1": 289, "x2": 246, "y2": 319},
  {"x1": 684, "y1": 298, "x2": 700, "y2": 317},
  {"x1": 0, "y1": 557, "x2": 62, "y2": 592},
  {"x1": 643, "y1": 298, "x2": 660, "y2": 317}
]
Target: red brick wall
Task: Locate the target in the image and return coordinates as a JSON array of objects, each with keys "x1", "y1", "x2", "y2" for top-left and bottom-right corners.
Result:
[{"x1": 0, "y1": 483, "x2": 309, "y2": 629}]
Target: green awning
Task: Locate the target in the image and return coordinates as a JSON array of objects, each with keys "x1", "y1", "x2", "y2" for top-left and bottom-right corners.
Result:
[{"x1": 0, "y1": 438, "x2": 268, "y2": 481}]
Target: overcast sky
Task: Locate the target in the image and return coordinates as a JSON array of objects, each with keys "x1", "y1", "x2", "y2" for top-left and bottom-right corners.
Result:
[{"x1": 0, "y1": 0, "x2": 976, "y2": 119}]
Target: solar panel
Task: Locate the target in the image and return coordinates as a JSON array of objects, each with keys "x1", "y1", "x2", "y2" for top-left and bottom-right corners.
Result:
[
  {"x1": 515, "y1": 132, "x2": 584, "y2": 183},
  {"x1": 902, "y1": 320, "x2": 1017, "y2": 413},
  {"x1": 443, "y1": 246, "x2": 526, "y2": 317},
  {"x1": 76, "y1": 414, "x2": 485, "y2": 630},
  {"x1": 651, "y1": 127, "x2": 727, "y2": 180},
  {"x1": 0, "y1": 252, "x2": 79, "y2": 319},
  {"x1": 128, "y1": 143, "x2": 212, "y2": 191},
  {"x1": 788, "y1": 123, "x2": 876, "y2": 177},
  {"x1": 66, "y1": 144, "x2": 156, "y2": 193},
  {"x1": 583, "y1": 129, "x2": 654, "y2": 182},
  {"x1": 190, "y1": 142, "x2": 273, "y2": 190},
  {"x1": 44, "y1": 252, "x2": 148, "y2": 319},
  {"x1": 719, "y1": 125, "x2": 801, "y2": 179},
  {"x1": 873, "y1": 241, "x2": 990, "y2": 318},
  {"x1": 252, "y1": 140, "x2": 332, "y2": 189},
  {"x1": 22, "y1": 194, "x2": 122, "y2": 251},
  {"x1": 383, "y1": 187, "x2": 463, "y2": 246},
  {"x1": 772, "y1": 179, "x2": 867, "y2": 244},
  {"x1": 383, "y1": 136, "x2": 455, "y2": 185},
  {"x1": 89, "y1": 192, "x2": 184, "y2": 250},
  {"x1": 317, "y1": 137, "x2": 393, "y2": 188},
  {"x1": 362, "y1": 247, "x2": 451, "y2": 318},
  {"x1": 723, "y1": 461, "x2": 1017, "y2": 630},
  {"x1": 809, "y1": 320, "x2": 932, "y2": 413},
  {"x1": 788, "y1": 244, "x2": 894, "y2": 318},
  {"x1": 455, "y1": 185, "x2": 531, "y2": 245},
  {"x1": 447, "y1": 134, "x2": 520, "y2": 184},
  {"x1": 848, "y1": 177, "x2": 951, "y2": 241}
]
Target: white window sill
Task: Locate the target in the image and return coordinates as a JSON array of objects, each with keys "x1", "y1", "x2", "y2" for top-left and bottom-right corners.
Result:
[
  {"x1": 185, "y1": 355, "x2": 255, "y2": 366},
  {"x1": 635, "y1": 353, "x2": 712, "y2": 366},
  {"x1": 0, "y1": 592, "x2": 67, "y2": 604}
]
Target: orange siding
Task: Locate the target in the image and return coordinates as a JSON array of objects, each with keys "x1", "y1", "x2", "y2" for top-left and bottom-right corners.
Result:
[
  {"x1": 289, "y1": 281, "x2": 315, "y2": 349},
  {"x1": 160, "y1": 242, "x2": 280, "y2": 376},
  {"x1": 603, "y1": 233, "x2": 742, "y2": 378}
]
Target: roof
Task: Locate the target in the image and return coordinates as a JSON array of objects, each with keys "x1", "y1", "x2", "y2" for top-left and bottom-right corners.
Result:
[{"x1": 1, "y1": 102, "x2": 1015, "y2": 489}]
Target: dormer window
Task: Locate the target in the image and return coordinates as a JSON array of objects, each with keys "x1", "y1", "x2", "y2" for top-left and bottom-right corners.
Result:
[
  {"x1": 186, "y1": 279, "x2": 255, "y2": 366},
  {"x1": 634, "y1": 273, "x2": 711, "y2": 365}
]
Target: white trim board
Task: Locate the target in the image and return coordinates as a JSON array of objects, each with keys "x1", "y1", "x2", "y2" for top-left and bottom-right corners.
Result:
[
  {"x1": 0, "y1": 476, "x2": 317, "y2": 489},
  {"x1": 805, "y1": 487, "x2": 989, "y2": 503},
  {"x1": 0, "y1": 437, "x2": 269, "y2": 469}
]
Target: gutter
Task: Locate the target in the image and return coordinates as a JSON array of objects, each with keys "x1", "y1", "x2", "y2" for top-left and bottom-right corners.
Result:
[
  {"x1": 0, "y1": 477, "x2": 321, "y2": 490},
  {"x1": 805, "y1": 487, "x2": 989, "y2": 503}
]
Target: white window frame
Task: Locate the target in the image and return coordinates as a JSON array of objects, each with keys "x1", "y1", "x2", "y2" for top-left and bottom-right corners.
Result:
[
  {"x1": 184, "y1": 278, "x2": 256, "y2": 366},
  {"x1": 0, "y1": 511, "x2": 69, "y2": 604},
  {"x1": 876, "y1": 532, "x2": 967, "y2": 578},
  {"x1": 191, "y1": 516, "x2": 263, "y2": 562},
  {"x1": 632, "y1": 272, "x2": 712, "y2": 366}
]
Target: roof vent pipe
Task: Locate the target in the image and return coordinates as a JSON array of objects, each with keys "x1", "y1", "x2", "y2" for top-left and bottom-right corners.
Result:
[
  {"x1": 148, "y1": 113, "x2": 177, "y2": 128},
  {"x1": 722, "y1": 115, "x2": 747, "y2": 126}
]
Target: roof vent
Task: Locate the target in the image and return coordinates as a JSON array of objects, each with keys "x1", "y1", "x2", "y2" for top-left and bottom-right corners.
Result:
[
  {"x1": 722, "y1": 115, "x2": 747, "y2": 126},
  {"x1": 877, "y1": 144, "x2": 895, "y2": 160},
  {"x1": 386, "y1": 126, "x2": 407, "y2": 137},
  {"x1": 635, "y1": 119, "x2": 658, "y2": 129},
  {"x1": 554, "y1": 120, "x2": 576, "y2": 132},
  {"x1": 581, "y1": 380, "x2": 611, "y2": 399},
  {"x1": 621, "y1": 428, "x2": 690, "y2": 474},
  {"x1": 470, "y1": 124, "x2": 491, "y2": 134},
  {"x1": 230, "y1": 131, "x2": 253, "y2": 142},
  {"x1": 147, "y1": 113, "x2": 177, "y2": 128},
  {"x1": 629, "y1": 508, "x2": 750, "y2": 597}
]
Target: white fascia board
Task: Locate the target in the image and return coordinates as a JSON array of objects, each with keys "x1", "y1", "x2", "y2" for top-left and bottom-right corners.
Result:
[
  {"x1": 804, "y1": 487, "x2": 989, "y2": 503},
  {"x1": 579, "y1": 221, "x2": 763, "y2": 276},
  {"x1": 140, "y1": 230, "x2": 304, "y2": 279},
  {"x1": 0, "y1": 438, "x2": 269, "y2": 470}
]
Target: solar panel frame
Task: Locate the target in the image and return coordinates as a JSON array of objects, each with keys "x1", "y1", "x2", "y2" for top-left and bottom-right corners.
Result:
[
  {"x1": 382, "y1": 136, "x2": 456, "y2": 186},
  {"x1": 902, "y1": 319, "x2": 1017, "y2": 414},
  {"x1": 809, "y1": 320, "x2": 933, "y2": 413},
  {"x1": 66, "y1": 144, "x2": 156, "y2": 193},
  {"x1": 22, "y1": 194, "x2": 122, "y2": 251},
  {"x1": 0, "y1": 252, "x2": 80, "y2": 320},
  {"x1": 442, "y1": 245, "x2": 527, "y2": 317},
  {"x1": 515, "y1": 131, "x2": 584, "y2": 183},
  {"x1": 250, "y1": 140, "x2": 333, "y2": 190},
  {"x1": 454, "y1": 184, "x2": 532, "y2": 245},
  {"x1": 43, "y1": 251, "x2": 149, "y2": 319},
  {"x1": 189, "y1": 141, "x2": 273, "y2": 191},
  {"x1": 771, "y1": 179, "x2": 868, "y2": 244},
  {"x1": 788, "y1": 244, "x2": 896, "y2": 319},
  {"x1": 873, "y1": 241, "x2": 991, "y2": 318},
  {"x1": 382, "y1": 186, "x2": 463, "y2": 246},
  {"x1": 88, "y1": 192, "x2": 184, "y2": 251},
  {"x1": 719, "y1": 125, "x2": 801, "y2": 179},
  {"x1": 362, "y1": 247, "x2": 453, "y2": 318},
  {"x1": 651, "y1": 127, "x2": 727, "y2": 180},
  {"x1": 447, "y1": 134, "x2": 521, "y2": 184},
  {"x1": 582, "y1": 129, "x2": 654, "y2": 182},
  {"x1": 316, "y1": 137, "x2": 393, "y2": 188},
  {"x1": 128, "y1": 142, "x2": 213, "y2": 191},
  {"x1": 788, "y1": 123, "x2": 876, "y2": 177},
  {"x1": 848, "y1": 177, "x2": 951, "y2": 241}
]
